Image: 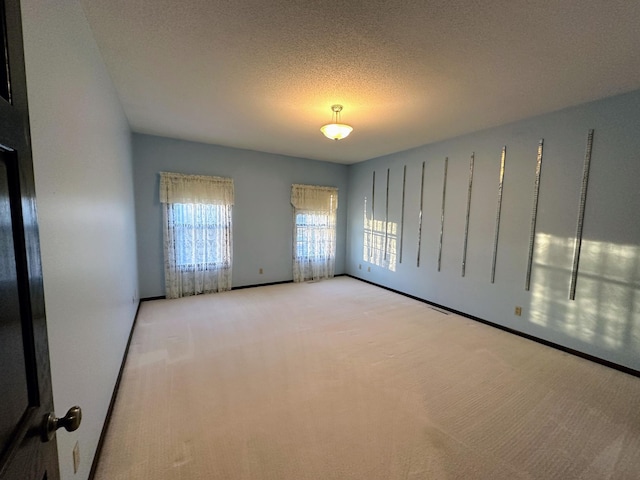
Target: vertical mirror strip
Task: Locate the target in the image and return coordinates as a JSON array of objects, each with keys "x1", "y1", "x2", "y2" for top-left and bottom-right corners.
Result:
[
  {"x1": 384, "y1": 168, "x2": 390, "y2": 260},
  {"x1": 370, "y1": 171, "x2": 376, "y2": 262},
  {"x1": 417, "y1": 161, "x2": 425, "y2": 267},
  {"x1": 462, "y1": 153, "x2": 475, "y2": 276},
  {"x1": 437, "y1": 157, "x2": 448, "y2": 272},
  {"x1": 399, "y1": 165, "x2": 406, "y2": 263},
  {"x1": 490, "y1": 146, "x2": 507, "y2": 283},
  {"x1": 525, "y1": 139, "x2": 544, "y2": 291},
  {"x1": 569, "y1": 129, "x2": 594, "y2": 300}
]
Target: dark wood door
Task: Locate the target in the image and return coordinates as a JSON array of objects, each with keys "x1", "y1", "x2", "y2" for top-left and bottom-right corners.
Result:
[{"x1": 0, "y1": 0, "x2": 60, "y2": 479}]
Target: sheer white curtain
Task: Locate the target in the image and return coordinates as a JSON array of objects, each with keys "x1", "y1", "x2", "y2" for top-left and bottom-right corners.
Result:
[
  {"x1": 291, "y1": 184, "x2": 338, "y2": 282},
  {"x1": 160, "y1": 172, "x2": 234, "y2": 299}
]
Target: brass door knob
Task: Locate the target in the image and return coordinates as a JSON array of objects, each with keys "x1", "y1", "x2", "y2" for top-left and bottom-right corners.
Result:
[{"x1": 41, "y1": 405, "x2": 82, "y2": 442}]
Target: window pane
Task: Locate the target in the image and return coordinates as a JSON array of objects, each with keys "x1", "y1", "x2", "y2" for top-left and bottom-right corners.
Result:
[
  {"x1": 173, "y1": 203, "x2": 231, "y2": 270},
  {"x1": 295, "y1": 211, "x2": 336, "y2": 259}
]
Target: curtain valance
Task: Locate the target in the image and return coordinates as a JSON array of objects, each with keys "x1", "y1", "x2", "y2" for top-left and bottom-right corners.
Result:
[
  {"x1": 291, "y1": 184, "x2": 338, "y2": 211},
  {"x1": 160, "y1": 172, "x2": 234, "y2": 205}
]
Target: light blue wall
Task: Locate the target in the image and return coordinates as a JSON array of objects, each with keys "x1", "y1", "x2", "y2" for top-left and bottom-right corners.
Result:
[
  {"x1": 133, "y1": 134, "x2": 349, "y2": 298},
  {"x1": 22, "y1": 1, "x2": 139, "y2": 478},
  {"x1": 346, "y1": 90, "x2": 640, "y2": 371}
]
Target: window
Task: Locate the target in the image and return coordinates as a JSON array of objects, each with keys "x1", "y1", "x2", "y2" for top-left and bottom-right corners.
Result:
[
  {"x1": 171, "y1": 203, "x2": 232, "y2": 270},
  {"x1": 291, "y1": 184, "x2": 338, "y2": 282},
  {"x1": 295, "y1": 212, "x2": 335, "y2": 261},
  {"x1": 160, "y1": 172, "x2": 233, "y2": 298}
]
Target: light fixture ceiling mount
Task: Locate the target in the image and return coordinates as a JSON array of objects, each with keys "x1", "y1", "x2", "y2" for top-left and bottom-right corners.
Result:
[{"x1": 320, "y1": 104, "x2": 353, "y2": 140}]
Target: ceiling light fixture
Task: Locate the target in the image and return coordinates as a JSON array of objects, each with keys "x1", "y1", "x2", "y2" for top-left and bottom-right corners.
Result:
[{"x1": 320, "y1": 104, "x2": 353, "y2": 140}]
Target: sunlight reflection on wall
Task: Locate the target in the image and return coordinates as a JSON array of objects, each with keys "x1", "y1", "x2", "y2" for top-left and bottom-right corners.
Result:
[
  {"x1": 362, "y1": 197, "x2": 397, "y2": 271},
  {"x1": 529, "y1": 233, "x2": 640, "y2": 352}
]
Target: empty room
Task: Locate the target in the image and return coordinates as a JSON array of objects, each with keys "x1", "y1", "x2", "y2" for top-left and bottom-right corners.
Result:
[{"x1": 2, "y1": 1, "x2": 640, "y2": 479}]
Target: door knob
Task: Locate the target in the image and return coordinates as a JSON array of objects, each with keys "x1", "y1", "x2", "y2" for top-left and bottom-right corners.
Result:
[{"x1": 41, "y1": 406, "x2": 82, "y2": 442}]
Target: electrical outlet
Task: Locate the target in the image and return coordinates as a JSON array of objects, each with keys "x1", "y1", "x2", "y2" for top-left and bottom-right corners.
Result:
[
  {"x1": 367, "y1": 266, "x2": 371, "y2": 272},
  {"x1": 73, "y1": 441, "x2": 80, "y2": 474},
  {"x1": 515, "y1": 306, "x2": 522, "y2": 316},
  {"x1": 358, "y1": 264, "x2": 362, "y2": 270},
  {"x1": 259, "y1": 268, "x2": 263, "y2": 274}
]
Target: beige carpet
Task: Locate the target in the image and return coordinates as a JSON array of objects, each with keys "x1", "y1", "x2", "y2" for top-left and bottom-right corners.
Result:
[{"x1": 94, "y1": 277, "x2": 640, "y2": 479}]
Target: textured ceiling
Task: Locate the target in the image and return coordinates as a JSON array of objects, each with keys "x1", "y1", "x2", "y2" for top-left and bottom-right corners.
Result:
[{"x1": 78, "y1": 0, "x2": 640, "y2": 164}]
